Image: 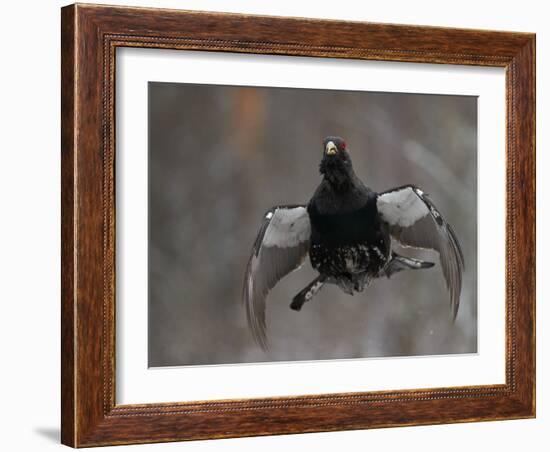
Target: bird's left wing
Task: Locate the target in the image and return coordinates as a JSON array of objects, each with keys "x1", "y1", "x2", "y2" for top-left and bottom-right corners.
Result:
[
  {"x1": 243, "y1": 205, "x2": 311, "y2": 349},
  {"x1": 376, "y1": 185, "x2": 465, "y2": 319}
]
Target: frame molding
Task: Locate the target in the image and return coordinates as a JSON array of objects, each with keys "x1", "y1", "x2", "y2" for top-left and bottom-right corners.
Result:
[{"x1": 61, "y1": 3, "x2": 535, "y2": 447}]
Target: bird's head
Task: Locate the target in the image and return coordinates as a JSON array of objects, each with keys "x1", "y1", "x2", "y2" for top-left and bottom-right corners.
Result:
[{"x1": 319, "y1": 136, "x2": 356, "y2": 189}]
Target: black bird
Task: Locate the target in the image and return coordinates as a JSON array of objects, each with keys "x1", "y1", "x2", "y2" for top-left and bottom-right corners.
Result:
[{"x1": 243, "y1": 136, "x2": 465, "y2": 349}]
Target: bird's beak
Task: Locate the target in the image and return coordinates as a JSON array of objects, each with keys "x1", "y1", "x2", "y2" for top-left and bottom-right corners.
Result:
[{"x1": 325, "y1": 141, "x2": 337, "y2": 155}]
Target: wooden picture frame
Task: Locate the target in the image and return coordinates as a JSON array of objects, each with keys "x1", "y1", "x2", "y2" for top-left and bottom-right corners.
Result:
[{"x1": 61, "y1": 3, "x2": 535, "y2": 447}]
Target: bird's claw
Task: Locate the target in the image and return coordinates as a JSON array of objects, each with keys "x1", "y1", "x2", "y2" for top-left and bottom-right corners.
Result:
[{"x1": 290, "y1": 299, "x2": 304, "y2": 311}]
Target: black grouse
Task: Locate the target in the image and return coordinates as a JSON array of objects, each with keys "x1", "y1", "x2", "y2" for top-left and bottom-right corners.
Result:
[{"x1": 243, "y1": 136, "x2": 465, "y2": 349}]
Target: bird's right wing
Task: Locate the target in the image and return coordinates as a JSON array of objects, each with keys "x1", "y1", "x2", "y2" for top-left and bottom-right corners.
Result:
[
  {"x1": 377, "y1": 185, "x2": 465, "y2": 319},
  {"x1": 243, "y1": 205, "x2": 311, "y2": 350}
]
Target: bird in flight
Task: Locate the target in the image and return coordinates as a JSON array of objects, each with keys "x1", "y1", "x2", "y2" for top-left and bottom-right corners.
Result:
[{"x1": 243, "y1": 136, "x2": 465, "y2": 350}]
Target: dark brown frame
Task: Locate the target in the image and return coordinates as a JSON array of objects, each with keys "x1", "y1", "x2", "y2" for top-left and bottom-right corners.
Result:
[{"x1": 61, "y1": 3, "x2": 536, "y2": 447}]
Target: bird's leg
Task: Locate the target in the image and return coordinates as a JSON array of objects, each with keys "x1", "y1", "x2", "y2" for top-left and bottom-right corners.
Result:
[
  {"x1": 382, "y1": 253, "x2": 434, "y2": 278},
  {"x1": 290, "y1": 275, "x2": 326, "y2": 311}
]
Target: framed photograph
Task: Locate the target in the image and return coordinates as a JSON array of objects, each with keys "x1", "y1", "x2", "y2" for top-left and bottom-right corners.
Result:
[{"x1": 61, "y1": 3, "x2": 535, "y2": 447}]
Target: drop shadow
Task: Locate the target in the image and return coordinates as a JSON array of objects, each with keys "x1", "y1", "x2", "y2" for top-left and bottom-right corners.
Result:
[{"x1": 34, "y1": 427, "x2": 60, "y2": 443}]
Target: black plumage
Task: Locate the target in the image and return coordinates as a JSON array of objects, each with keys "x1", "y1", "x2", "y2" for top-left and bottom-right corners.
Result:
[{"x1": 243, "y1": 136, "x2": 464, "y2": 349}]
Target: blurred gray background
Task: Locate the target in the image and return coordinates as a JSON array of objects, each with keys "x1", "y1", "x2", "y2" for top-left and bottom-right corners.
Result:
[{"x1": 148, "y1": 82, "x2": 477, "y2": 367}]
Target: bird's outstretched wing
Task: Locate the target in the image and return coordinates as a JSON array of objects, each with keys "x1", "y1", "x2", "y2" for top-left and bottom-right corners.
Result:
[
  {"x1": 376, "y1": 185, "x2": 465, "y2": 319},
  {"x1": 243, "y1": 205, "x2": 311, "y2": 349}
]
